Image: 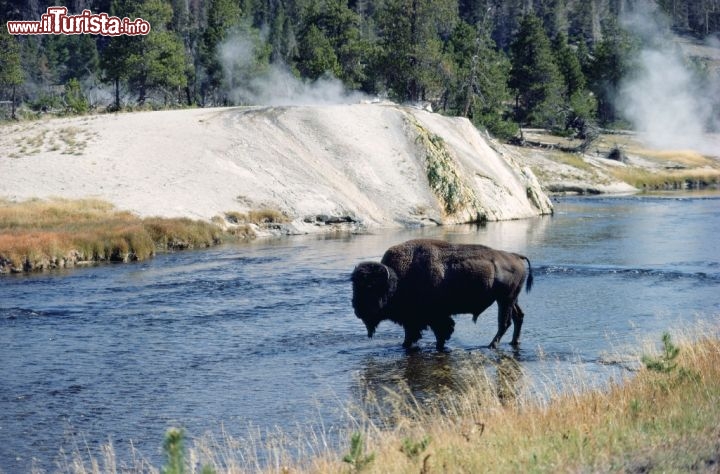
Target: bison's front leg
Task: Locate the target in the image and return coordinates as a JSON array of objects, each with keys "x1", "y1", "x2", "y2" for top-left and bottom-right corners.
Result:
[
  {"x1": 510, "y1": 303, "x2": 525, "y2": 347},
  {"x1": 430, "y1": 316, "x2": 455, "y2": 351},
  {"x1": 488, "y1": 302, "x2": 513, "y2": 349},
  {"x1": 402, "y1": 323, "x2": 423, "y2": 349}
]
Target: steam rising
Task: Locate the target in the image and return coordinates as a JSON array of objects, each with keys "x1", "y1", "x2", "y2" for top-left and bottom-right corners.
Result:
[
  {"x1": 218, "y1": 31, "x2": 368, "y2": 106},
  {"x1": 621, "y1": 48, "x2": 709, "y2": 148},
  {"x1": 619, "y1": 1, "x2": 720, "y2": 153}
]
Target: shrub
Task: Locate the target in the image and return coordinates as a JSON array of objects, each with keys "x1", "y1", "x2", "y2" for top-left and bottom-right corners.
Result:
[
  {"x1": 642, "y1": 332, "x2": 680, "y2": 373},
  {"x1": 343, "y1": 432, "x2": 375, "y2": 471},
  {"x1": 64, "y1": 79, "x2": 89, "y2": 115}
]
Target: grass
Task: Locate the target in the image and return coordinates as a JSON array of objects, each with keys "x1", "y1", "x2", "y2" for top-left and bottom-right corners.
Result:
[
  {"x1": 59, "y1": 325, "x2": 720, "y2": 473},
  {"x1": 594, "y1": 135, "x2": 716, "y2": 168},
  {"x1": 0, "y1": 198, "x2": 226, "y2": 273},
  {"x1": 609, "y1": 166, "x2": 720, "y2": 190},
  {"x1": 0, "y1": 198, "x2": 293, "y2": 273},
  {"x1": 593, "y1": 138, "x2": 720, "y2": 190},
  {"x1": 223, "y1": 209, "x2": 288, "y2": 225},
  {"x1": 57, "y1": 126, "x2": 88, "y2": 155},
  {"x1": 521, "y1": 130, "x2": 720, "y2": 192},
  {"x1": 547, "y1": 150, "x2": 595, "y2": 172}
]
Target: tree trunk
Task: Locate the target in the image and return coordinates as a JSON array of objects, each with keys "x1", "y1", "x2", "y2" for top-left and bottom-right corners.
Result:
[
  {"x1": 11, "y1": 84, "x2": 17, "y2": 120},
  {"x1": 114, "y1": 77, "x2": 120, "y2": 110}
]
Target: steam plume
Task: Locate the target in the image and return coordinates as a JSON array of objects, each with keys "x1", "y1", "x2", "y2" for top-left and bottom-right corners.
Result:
[
  {"x1": 619, "y1": 1, "x2": 720, "y2": 154},
  {"x1": 218, "y1": 30, "x2": 368, "y2": 106}
]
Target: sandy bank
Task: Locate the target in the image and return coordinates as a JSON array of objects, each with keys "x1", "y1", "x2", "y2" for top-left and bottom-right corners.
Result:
[{"x1": 0, "y1": 104, "x2": 552, "y2": 233}]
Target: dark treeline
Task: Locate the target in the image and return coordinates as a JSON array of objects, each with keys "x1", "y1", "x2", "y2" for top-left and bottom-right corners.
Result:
[{"x1": 1, "y1": 0, "x2": 719, "y2": 139}]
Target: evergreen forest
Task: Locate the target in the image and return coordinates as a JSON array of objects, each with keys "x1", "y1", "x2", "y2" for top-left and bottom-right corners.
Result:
[{"x1": 1, "y1": 0, "x2": 719, "y2": 140}]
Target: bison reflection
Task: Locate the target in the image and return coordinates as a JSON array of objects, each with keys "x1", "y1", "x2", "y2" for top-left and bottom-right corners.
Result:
[
  {"x1": 351, "y1": 239, "x2": 533, "y2": 350},
  {"x1": 354, "y1": 350, "x2": 524, "y2": 422}
]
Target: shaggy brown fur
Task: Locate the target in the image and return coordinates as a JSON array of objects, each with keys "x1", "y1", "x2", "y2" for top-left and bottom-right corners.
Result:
[{"x1": 351, "y1": 239, "x2": 533, "y2": 350}]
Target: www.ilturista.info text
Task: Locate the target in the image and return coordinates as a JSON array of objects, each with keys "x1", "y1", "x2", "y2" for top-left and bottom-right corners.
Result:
[{"x1": 6, "y1": 7, "x2": 150, "y2": 36}]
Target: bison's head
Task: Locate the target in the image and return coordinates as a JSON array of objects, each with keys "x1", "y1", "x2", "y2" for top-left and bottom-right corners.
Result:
[{"x1": 351, "y1": 262, "x2": 398, "y2": 338}]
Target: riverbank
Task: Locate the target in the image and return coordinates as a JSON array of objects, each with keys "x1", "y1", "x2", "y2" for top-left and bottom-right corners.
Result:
[
  {"x1": 0, "y1": 198, "x2": 292, "y2": 273},
  {"x1": 0, "y1": 103, "x2": 551, "y2": 273},
  {"x1": 66, "y1": 329, "x2": 720, "y2": 473},
  {"x1": 512, "y1": 129, "x2": 720, "y2": 195},
  {"x1": 306, "y1": 331, "x2": 720, "y2": 473},
  {"x1": 2, "y1": 105, "x2": 719, "y2": 273},
  {"x1": 3, "y1": 196, "x2": 718, "y2": 471}
]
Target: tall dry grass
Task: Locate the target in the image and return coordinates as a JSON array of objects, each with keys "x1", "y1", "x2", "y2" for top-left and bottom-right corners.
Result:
[
  {"x1": 57, "y1": 324, "x2": 720, "y2": 473},
  {"x1": 299, "y1": 327, "x2": 720, "y2": 474},
  {"x1": 0, "y1": 198, "x2": 225, "y2": 272}
]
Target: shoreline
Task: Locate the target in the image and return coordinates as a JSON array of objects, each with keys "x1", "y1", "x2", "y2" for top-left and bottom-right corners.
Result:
[
  {"x1": 3, "y1": 189, "x2": 720, "y2": 275},
  {"x1": 2, "y1": 106, "x2": 719, "y2": 274}
]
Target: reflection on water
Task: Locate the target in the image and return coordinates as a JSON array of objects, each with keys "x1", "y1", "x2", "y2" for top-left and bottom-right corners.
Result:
[
  {"x1": 356, "y1": 349, "x2": 524, "y2": 405},
  {"x1": 1, "y1": 195, "x2": 719, "y2": 471},
  {"x1": 352, "y1": 349, "x2": 526, "y2": 431}
]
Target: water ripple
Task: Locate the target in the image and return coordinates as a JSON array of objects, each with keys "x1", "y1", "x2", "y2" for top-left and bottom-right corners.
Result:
[
  {"x1": 537, "y1": 264, "x2": 720, "y2": 283},
  {"x1": 1, "y1": 196, "x2": 719, "y2": 472}
]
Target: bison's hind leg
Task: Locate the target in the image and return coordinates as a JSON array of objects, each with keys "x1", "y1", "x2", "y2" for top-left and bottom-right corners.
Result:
[
  {"x1": 510, "y1": 303, "x2": 525, "y2": 347},
  {"x1": 488, "y1": 301, "x2": 514, "y2": 349},
  {"x1": 431, "y1": 316, "x2": 455, "y2": 351}
]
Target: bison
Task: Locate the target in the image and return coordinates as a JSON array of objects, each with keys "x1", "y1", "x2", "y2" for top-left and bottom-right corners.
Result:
[{"x1": 351, "y1": 239, "x2": 533, "y2": 350}]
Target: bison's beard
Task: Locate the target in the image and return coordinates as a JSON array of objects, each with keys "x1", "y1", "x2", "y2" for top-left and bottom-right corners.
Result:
[{"x1": 363, "y1": 319, "x2": 380, "y2": 338}]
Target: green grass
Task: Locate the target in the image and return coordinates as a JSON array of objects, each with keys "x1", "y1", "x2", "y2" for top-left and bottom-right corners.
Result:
[{"x1": 548, "y1": 150, "x2": 596, "y2": 172}]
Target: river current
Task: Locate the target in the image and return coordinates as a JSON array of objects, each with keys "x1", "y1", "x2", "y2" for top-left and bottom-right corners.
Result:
[{"x1": 1, "y1": 195, "x2": 719, "y2": 471}]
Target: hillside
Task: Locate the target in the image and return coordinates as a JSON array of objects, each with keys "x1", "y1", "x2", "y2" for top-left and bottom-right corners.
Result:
[{"x1": 0, "y1": 103, "x2": 553, "y2": 233}]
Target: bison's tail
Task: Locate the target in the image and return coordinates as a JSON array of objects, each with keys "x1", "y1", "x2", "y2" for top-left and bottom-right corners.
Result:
[{"x1": 523, "y1": 256, "x2": 533, "y2": 293}]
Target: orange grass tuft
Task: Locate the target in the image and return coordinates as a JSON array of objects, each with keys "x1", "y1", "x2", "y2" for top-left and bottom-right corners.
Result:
[{"x1": 0, "y1": 198, "x2": 226, "y2": 272}]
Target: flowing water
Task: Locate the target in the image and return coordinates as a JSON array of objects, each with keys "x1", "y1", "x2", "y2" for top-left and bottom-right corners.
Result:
[{"x1": 1, "y1": 195, "x2": 719, "y2": 471}]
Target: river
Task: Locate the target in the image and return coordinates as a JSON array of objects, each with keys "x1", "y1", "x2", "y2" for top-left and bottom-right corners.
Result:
[{"x1": 1, "y1": 195, "x2": 719, "y2": 471}]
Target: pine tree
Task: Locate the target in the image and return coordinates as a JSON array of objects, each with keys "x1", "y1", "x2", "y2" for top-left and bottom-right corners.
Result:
[
  {"x1": 509, "y1": 13, "x2": 566, "y2": 130},
  {"x1": 46, "y1": 34, "x2": 100, "y2": 84},
  {"x1": 552, "y1": 32, "x2": 596, "y2": 138},
  {"x1": 101, "y1": 0, "x2": 140, "y2": 110},
  {"x1": 268, "y1": 4, "x2": 298, "y2": 64},
  {"x1": 375, "y1": 0, "x2": 458, "y2": 103},
  {"x1": 587, "y1": 18, "x2": 638, "y2": 125},
  {"x1": 101, "y1": 0, "x2": 188, "y2": 107},
  {"x1": 296, "y1": 0, "x2": 369, "y2": 88},
  {"x1": 536, "y1": 0, "x2": 567, "y2": 40},
  {"x1": 199, "y1": 0, "x2": 243, "y2": 105},
  {"x1": 489, "y1": 0, "x2": 528, "y2": 51},
  {"x1": 297, "y1": 24, "x2": 342, "y2": 79},
  {"x1": 552, "y1": 32, "x2": 585, "y2": 97},
  {"x1": 568, "y1": 0, "x2": 596, "y2": 45},
  {"x1": 216, "y1": 21, "x2": 271, "y2": 105},
  {"x1": 446, "y1": 20, "x2": 516, "y2": 138},
  {"x1": 0, "y1": 27, "x2": 23, "y2": 119}
]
